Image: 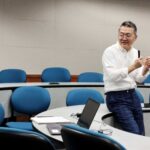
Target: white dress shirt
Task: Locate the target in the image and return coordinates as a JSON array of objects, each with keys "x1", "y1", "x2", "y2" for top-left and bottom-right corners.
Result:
[{"x1": 102, "y1": 43, "x2": 149, "y2": 93}]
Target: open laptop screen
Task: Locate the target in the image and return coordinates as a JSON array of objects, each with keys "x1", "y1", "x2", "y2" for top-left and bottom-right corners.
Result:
[
  {"x1": 77, "y1": 98, "x2": 100, "y2": 129},
  {"x1": 47, "y1": 98, "x2": 100, "y2": 135}
]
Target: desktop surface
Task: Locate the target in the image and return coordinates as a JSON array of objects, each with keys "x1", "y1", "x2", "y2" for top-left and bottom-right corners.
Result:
[{"x1": 32, "y1": 104, "x2": 150, "y2": 150}]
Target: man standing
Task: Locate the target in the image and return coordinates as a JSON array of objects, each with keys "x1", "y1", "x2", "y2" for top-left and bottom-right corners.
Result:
[{"x1": 102, "y1": 21, "x2": 150, "y2": 135}]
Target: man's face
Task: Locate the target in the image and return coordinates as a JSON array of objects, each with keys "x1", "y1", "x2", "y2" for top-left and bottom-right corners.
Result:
[{"x1": 118, "y1": 26, "x2": 137, "y2": 51}]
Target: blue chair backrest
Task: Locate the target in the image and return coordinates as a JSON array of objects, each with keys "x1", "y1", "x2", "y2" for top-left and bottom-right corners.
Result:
[
  {"x1": 144, "y1": 74, "x2": 150, "y2": 83},
  {"x1": 135, "y1": 89, "x2": 144, "y2": 103},
  {"x1": 0, "y1": 104, "x2": 4, "y2": 125},
  {"x1": 66, "y1": 89, "x2": 104, "y2": 106},
  {"x1": 0, "y1": 127, "x2": 56, "y2": 149},
  {"x1": 0, "y1": 69, "x2": 26, "y2": 83},
  {"x1": 61, "y1": 124, "x2": 126, "y2": 150},
  {"x1": 77, "y1": 72, "x2": 103, "y2": 82},
  {"x1": 41, "y1": 67, "x2": 71, "y2": 82},
  {"x1": 11, "y1": 86, "x2": 51, "y2": 115}
]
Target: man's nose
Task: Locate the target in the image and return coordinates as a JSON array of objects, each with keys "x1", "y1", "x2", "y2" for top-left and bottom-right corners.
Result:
[{"x1": 122, "y1": 35, "x2": 127, "y2": 40}]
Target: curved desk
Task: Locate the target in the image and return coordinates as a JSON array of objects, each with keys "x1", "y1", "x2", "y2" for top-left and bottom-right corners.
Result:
[
  {"x1": 32, "y1": 104, "x2": 150, "y2": 150},
  {"x1": 0, "y1": 82, "x2": 149, "y2": 118}
]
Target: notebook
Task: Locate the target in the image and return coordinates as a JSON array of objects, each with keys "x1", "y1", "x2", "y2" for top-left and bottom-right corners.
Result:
[
  {"x1": 31, "y1": 116, "x2": 70, "y2": 124},
  {"x1": 47, "y1": 98, "x2": 100, "y2": 135}
]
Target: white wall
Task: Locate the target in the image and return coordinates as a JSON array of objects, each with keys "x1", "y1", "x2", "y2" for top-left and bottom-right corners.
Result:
[{"x1": 0, "y1": 0, "x2": 149, "y2": 74}]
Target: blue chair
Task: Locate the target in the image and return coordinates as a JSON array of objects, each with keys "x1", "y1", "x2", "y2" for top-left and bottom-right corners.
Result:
[
  {"x1": 0, "y1": 69, "x2": 26, "y2": 83},
  {"x1": 135, "y1": 89, "x2": 144, "y2": 103},
  {"x1": 61, "y1": 124, "x2": 126, "y2": 150},
  {"x1": 41, "y1": 67, "x2": 71, "y2": 82},
  {"x1": 0, "y1": 104, "x2": 4, "y2": 125},
  {"x1": 77, "y1": 72, "x2": 103, "y2": 82},
  {"x1": 6, "y1": 86, "x2": 51, "y2": 130},
  {"x1": 0, "y1": 127, "x2": 56, "y2": 150},
  {"x1": 66, "y1": 89, "x2": 104, "y2": 106},
  {"x1": 144, "y1": 74, "x2": 150, "y2": 83}
]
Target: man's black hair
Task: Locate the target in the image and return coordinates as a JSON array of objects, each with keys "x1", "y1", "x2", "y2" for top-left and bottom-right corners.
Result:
[{"x1": 120, "y1": 21, "x2": 137, "y2": 33}]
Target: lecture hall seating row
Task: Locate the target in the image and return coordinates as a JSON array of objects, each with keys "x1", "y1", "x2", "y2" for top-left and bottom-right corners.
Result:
[
  {"x1": 0, "y1": 68, "x2": 104, "y2": 82},
  {"x1": 1, "y1": 68, "x2": 149, "y2": 83}
]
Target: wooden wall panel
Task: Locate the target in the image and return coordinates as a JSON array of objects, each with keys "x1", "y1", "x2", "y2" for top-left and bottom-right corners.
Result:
[{"x1": 26, "y1": 74, "x2": 78, "y2": 82}]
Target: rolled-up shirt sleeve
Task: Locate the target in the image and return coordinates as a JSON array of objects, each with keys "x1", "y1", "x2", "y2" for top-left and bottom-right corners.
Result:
[{"x1": 134, "y1": 67, "x2": 150, "y2": 83}]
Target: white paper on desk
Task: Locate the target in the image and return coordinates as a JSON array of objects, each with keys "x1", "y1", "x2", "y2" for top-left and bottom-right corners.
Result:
[{"x1": 31, "y1": 116, "x2": 71, "y2": 124}]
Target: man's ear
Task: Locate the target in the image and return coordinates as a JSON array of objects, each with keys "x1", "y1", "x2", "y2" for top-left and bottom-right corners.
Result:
[{"x1": 135, "y1": 34, "x2": 137, "y2": 39}]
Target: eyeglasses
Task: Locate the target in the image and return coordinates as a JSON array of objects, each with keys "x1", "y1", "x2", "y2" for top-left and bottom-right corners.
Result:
[{"x1": 119, "y1": 33, "x2": 132, "y2": 38}]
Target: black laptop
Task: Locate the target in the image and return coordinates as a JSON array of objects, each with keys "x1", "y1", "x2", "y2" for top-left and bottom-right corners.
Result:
[
  {"x1": 144, "y1": 103, "x2": 150, "y2": 108},
  {"x1": 77, "y1": 98, "x2": 100, "y2": 128},
  {"x1": 47, "y1": 98, "x2": 100, "y2": 135}
]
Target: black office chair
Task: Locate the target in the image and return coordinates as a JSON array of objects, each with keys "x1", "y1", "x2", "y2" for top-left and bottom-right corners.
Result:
[
  {"x1": 61, "y1": 124, "x2": 126, "y2": 150},
  {"x1": 0, "y1": 127, "x2": 56, "y2": 150}
]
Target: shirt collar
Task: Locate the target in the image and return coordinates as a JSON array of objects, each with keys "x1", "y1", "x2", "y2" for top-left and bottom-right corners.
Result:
[{"x1": 116, "y1": 41, "x2": 132, "y2": 53}]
